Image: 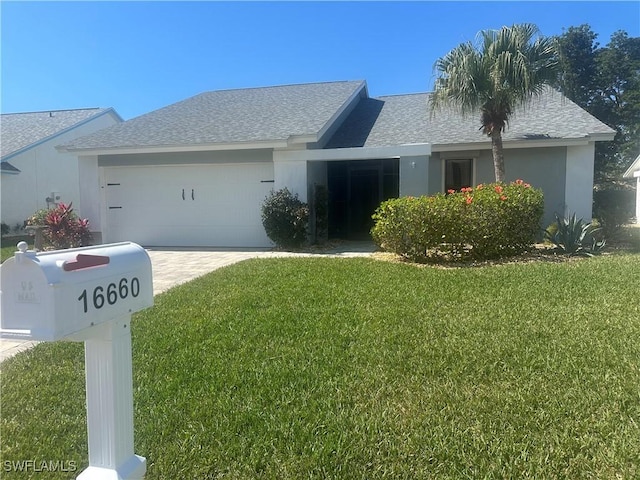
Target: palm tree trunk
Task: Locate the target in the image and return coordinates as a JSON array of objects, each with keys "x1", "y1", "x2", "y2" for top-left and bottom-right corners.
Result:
[{"x1": 491, "y1": 130, "x2": 506, "y2": 182}]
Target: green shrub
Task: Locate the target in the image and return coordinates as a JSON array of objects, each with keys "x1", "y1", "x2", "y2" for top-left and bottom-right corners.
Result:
[
  {"x1": 314, "y1": 184, "x2": 328, "y2": 243},
  {"x1": 544, "y1": 213, "x2": 605, "y2": 257},
  {"x1": 371, "y1": 180, "x2": 544, "y2": 262},
  {"x1": 26, "y1": 203, "x2": 92, "y2": 249},
  {"x1": 261, "y1": 188, "x2": 309, "y2": 249},
  {"x1": 0, "y1": 222, "x2": 9, "y2": 236},
  {"x1": 593, "y1": 188, "x2": 635, "y2": 238}
]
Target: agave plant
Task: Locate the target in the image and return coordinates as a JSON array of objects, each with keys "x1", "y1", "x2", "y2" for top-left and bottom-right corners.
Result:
[{"x1": 544, "y1": 213, "x2": 605, "y2": 257}]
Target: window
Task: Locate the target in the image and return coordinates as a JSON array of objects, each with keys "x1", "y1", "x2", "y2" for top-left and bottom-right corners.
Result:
[{"x1": 445, "y1": 159, "x2": 473, "y2": 192}]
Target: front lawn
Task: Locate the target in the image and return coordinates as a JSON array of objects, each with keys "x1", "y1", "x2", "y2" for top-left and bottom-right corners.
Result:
[
  {"x1": 1, "y1": 245, "x2": 22, "y2": 262},
  {"x1": 2, "y1": 254, "x2": 639, "y2": 478}
]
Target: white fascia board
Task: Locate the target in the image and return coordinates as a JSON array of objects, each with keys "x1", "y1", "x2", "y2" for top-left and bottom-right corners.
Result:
[
  {"x1": 275, "y1": 143, "x2": 431, "y2": 162},
  {"x1": 286, "y1": 134, "x2": 319, "y2": 146},
  {"x1": 432, "y1": 136, "x2": 604, "y2": 153},
  {"x1": 59, "y1": 139, "x2": 289, "y2": 156},
  {"x1": 589, "y1": 132, "x2": 616, "y2": 142}
]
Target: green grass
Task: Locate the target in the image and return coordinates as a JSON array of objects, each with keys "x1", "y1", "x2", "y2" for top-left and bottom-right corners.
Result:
[
  {"x1": 1, "y1": 241, "x2": 34, "y2": 263},
  {"x1": 2, "y1": 254, "x2": 640, "y2": 479},
  {"x1": 1, "y1": 245, "x2": 20, "y2": 262},
  {"x1": 614, "y1": 224, "x2": 640, "y2": 252}
]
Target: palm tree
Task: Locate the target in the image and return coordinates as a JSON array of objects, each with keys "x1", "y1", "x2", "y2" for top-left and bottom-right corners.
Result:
[{"x1": 431, "y1": 23, "x2": 559, "y2": 182}]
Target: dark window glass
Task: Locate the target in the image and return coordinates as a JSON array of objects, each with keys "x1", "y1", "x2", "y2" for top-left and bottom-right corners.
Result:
[{"x1": 445, "y1": 159, "x2": 473, "y2": 192}]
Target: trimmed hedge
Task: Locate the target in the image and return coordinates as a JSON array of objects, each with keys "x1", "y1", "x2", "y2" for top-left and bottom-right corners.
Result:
[{"x1": 371, "y1": 181, "x2": 544, "y2": 261}]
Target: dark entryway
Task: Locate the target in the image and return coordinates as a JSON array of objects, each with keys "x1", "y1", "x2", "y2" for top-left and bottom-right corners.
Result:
[{"x1": 327, "y1": 159, "x2": 399, "y2": 240}]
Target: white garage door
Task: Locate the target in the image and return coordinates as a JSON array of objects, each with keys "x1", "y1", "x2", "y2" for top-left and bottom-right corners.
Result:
[{"x1": 103, "y1": 163, "x2": 274, "y2": 247}]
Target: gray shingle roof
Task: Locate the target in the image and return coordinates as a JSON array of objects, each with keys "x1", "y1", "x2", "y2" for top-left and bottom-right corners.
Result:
[
  {"x1": 326, "y1": 87, "x2": 615, "y2": 149},
  {"x1": 1, "y1": 108, "x2": 113, "y2": 158},
  {"x1": 63, "y1": 81, "x2": 366, "y2": 151}
]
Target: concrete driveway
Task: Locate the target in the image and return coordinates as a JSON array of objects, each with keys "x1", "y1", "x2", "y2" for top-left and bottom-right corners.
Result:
[
  {"x1": 1, "y1": 243, "x2": 374, "y2": 362},
  {"x1": 148, "y1": 248, "x2": 291, "y2": 295}
]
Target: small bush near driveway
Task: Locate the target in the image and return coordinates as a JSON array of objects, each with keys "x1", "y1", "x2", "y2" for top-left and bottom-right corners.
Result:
[{"x1": 261, "y1": 188, "x2": 309, "y2": 249}]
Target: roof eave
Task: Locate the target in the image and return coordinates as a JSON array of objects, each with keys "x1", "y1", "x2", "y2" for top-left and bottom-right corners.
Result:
[
  {"x1": 589, "y1": 132, "x2": 616, "y2": 142},
  {"x1": 432, "y1": 134, "x2": 615, "y2": 152},
  {"x1": 623, "y1": 154, "x2": 640, "y2": 178},
  {"x1": 60, "y1": 139, "x2": 290, "y2": 156}
]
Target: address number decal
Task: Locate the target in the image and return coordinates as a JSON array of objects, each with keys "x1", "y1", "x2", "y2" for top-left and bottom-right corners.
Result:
[{"x1": 78, "y1": 277, "x2": 141, "y2": 313}]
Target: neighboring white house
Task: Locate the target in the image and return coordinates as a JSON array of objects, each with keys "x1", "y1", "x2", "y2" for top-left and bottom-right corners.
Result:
[
  {"x1": 623, "y1": 153, "x2": 640, "y2": 224},
  {"x1": 59, "y1": 80, "x2": 616, "y2": 248},
  {"x1": 1, "y1": 108, "x2": 122, "y2": 231}
]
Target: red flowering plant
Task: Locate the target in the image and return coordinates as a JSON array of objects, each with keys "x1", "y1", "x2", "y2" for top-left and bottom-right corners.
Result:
[
  {"x1": 371, "y1": 180, "x2": 543, "y2": 262},
  {"x1": 26, "y1": 203, "x2": 92, "y2": 249}
]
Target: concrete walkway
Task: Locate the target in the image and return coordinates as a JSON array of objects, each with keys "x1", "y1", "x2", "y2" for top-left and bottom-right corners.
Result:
[{"x1": 0, "y1": 243, "x2": 375, "y2": 363}]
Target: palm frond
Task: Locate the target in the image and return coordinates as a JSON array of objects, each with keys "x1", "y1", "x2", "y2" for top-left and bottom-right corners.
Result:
[
  {"x1": 431, "y1": 41, "x2": 488, "y2": 116},
  {"x1": 432, "y1": 23, "x2": 559, "y2": 125}
]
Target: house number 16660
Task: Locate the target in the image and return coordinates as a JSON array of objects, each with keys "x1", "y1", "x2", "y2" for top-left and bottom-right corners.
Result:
[{"x1": 78, "y1": 277, "x2": 140, "y2": 313}]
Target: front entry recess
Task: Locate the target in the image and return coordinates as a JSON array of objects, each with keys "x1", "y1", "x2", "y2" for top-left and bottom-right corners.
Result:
[{"x1": 328, "y1": 159, "x2": 399, "y2": 240}]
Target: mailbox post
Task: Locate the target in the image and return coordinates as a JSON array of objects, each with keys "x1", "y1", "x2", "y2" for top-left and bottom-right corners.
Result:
[{"x1": 1, "y1": 242, "x2": 153, "y2": 480}]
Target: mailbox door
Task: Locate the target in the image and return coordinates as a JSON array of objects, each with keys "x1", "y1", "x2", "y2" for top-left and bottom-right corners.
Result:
[{"x1": 1, "y1": 258, "x2": 57, "y2": 340}]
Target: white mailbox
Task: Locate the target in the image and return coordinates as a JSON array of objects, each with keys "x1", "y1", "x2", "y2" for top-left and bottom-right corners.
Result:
[
  {"x1": 1, "y1": 241, "x2": 153, "y2": 480},
  {"x1": 1, "y1": 242, "x2": 152, "y2": 341}
]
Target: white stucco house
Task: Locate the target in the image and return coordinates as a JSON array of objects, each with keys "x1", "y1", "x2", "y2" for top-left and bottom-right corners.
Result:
[
  {"x1": 59, "y1": 80, "x2": 615, "y2": 248},
  {"x1": 1, "y1": 108, "x2": 122, "y2": 230},
  {"x1": 623, "y1": 153, "x2": 640, "y2": 224}
]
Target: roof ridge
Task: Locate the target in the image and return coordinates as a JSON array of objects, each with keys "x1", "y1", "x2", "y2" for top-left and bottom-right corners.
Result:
[
  {"x1": 199, "y1": 79, "x2": 365, "y2": 95},
  {"x1": 1, "y1": 107, "x2": 104, "y2": 116},
  {"x1": 376, "y1": 92, "x2": 431, "y2": 99}
]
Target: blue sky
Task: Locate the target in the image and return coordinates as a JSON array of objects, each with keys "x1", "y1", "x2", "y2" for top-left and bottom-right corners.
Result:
[{"x1": 2, "y1": 1, "x2": 638, "y2": 120}]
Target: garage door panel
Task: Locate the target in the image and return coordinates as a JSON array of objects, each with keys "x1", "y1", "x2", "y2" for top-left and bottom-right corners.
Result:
[{"x1": 104, "y1": 164, "x2": 273, "y2": 247}]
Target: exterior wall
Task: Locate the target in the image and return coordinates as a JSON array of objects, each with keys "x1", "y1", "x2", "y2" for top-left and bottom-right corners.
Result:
[
  {"x1": 274, "y1": 161, "x2": 308, "y2": 202},
  {"x1": 565, "y1": 144, "x2": 595, "y2": 221},
  {"x1": 272, "y1": 150, "x2": 309, "y2": 202},
  {"x1": 428, "y1": 154, "x2": 443, "y2": 193},
  {"x1": 1, "y1": 113, "x2": 120, "y2": 228},
  {"x1": 502, "y1": 147, "x2": 567, "y2": 227},
  {"x1": 399, "y1": 155, "x2": 429, "y2": 197},
  {"x1": 78, "y1": 155, "x2": 102, "y2": 242},
  {"x1": 430, "y1": 146, "x2": 568, "y2": 228}
]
